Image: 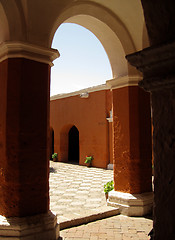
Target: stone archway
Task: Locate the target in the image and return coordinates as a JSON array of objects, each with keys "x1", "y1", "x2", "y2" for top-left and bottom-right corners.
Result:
[
  {"x1": 0, "y1": 1, "x2": 154, "y2": 239},
  {"x1": 68, "y1": 125, "x2": 79, "y2": 164},
  {"x1": 49, "y1": 2, "x2": 137, "y2": 78},
  {"x1": 50, "y1": 1, "x2": 153, "y2": 216}
]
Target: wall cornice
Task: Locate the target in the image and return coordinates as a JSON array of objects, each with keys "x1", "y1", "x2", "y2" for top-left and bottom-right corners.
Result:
[
  {"x1": 0, "y1": 41, "x2": 59, "y2": 66},
  {"x1": 106, "y1": 75, "x2": 141, "y2": 89},
  {"x1": 50, "y1": 84, "x2": 109, "y2": 100}
]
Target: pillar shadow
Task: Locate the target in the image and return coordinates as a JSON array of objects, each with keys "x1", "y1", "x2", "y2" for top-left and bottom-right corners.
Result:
[{"x1": 49, "y1": 167, "x2": 57, "y2": 173}]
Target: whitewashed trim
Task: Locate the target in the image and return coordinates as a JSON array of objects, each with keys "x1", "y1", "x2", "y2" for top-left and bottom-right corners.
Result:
[
  {"x1": 106, "y1": 76, "x2": 142, "y2": 89},
  {"x1": 0, "y1": 211, "x2": 59, "y2": 239},
  {"x1": 0, "y1": 41, "x2": 59, "y2": 66},
  {"x1": 50, "y1": 84, "x2": 110, "y2": 100},
  {"x1": 107, "y1": 191, "x2": 153, "y2": 216}
]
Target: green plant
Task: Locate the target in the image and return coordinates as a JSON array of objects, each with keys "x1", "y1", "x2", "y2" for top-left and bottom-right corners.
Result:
[
  {"x1": 52, "y1": 153, "x2": 58, "y2": 159},
  {"x1": 104, "y1": 180, "x2": 114, "y2": 193},
  {"x1": 84, "y1": 155, "x2": 93, "y2": 164}
]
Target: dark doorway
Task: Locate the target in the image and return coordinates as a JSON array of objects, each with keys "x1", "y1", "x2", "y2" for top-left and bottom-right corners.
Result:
[
  {"x1": 68, "y1": 126, "x2": 79, "y2": 163},
  {"x1": 50, "y1": 128, "x2": 54, "y2": 160}
]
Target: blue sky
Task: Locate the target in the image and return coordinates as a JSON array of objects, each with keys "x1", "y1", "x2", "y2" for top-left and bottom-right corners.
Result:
[{"x1": 50, "y1": 23, "x2": 112, "y2": 96}]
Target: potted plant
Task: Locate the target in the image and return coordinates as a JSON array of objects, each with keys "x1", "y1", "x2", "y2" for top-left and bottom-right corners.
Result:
[
  {"x1": 52, "y1": 153, "x2": 58, "y2": 162},
  {"x1": 104, "y1": 180, "x2": 114, "y2": 200},
  {"x1": 152, "y1": 164, "x2": 154, "y2": 175},
  {"x1": 84, "y1": 155, "x2": 93, "y2": 167}
]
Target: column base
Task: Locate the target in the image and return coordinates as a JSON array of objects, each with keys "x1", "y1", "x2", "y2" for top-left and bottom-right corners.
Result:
[
  {"x1": 107, "y1": 164, "x2": 113, "y2": 170},
  {"x1": 107, "y1": 191, "x2": 153, "y2": 216},
  {"x1": 0, "y1": 211, "x2": 59, "y2": 240}
]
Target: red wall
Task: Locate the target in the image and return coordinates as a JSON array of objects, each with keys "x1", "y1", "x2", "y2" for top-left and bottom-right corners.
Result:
[{"x1": 50, "y1": 89, "x2": 112, "y2": 168}]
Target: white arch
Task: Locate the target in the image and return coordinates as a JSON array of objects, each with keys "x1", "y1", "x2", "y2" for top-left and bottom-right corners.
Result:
[{"x1": 49, "y1": 2, "x2": 137, "y2": 78}]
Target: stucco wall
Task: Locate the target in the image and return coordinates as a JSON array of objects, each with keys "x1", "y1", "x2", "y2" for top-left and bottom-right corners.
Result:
[{"x1": 50, "y1": 89, "x2": 112, "y2": 168}]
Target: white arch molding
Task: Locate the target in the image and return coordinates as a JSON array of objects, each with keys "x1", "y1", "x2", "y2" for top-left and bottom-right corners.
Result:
[
  {"x1": 50, "y1": 2, "x2": 138, "y2": 79},
  {"x1": 0, "y1": 1, "x2": 145, "y2": 80}
]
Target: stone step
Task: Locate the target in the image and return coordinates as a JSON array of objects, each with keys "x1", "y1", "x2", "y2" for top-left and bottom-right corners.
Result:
[{"x1": 59, "y1": 207, "x2": 119, "y2": 230}]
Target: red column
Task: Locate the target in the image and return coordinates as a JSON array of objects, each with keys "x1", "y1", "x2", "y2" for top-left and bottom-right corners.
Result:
[
  {"x1": 0, "y1": 58, "x2": 50, "y2": 217},
  {"x1": 112, "y1": 86, "x2": 152, "y2": 194}
]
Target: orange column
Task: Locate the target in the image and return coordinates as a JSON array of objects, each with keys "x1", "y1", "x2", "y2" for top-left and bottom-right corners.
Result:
[
  {"x1": 108, "y1": 84, "x2": 153, "y2": 216},
  {"x1": 0, "y1": 58, "x2": 50, "y2": 217},
  {"x1": 112, "y1": 86, "x2": 152, "y2": 193},
  {"x1": 0, "y1": 42, "x2": 59, "y2": 239}
]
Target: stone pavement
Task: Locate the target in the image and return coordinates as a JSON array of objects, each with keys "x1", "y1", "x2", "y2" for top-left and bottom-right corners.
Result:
[
  {"x1": 49, "y1": 161, "x2": 153, "y2": 239},
  {"x1": 60, "y1": 215, "x2": 153, "y2": 240},
  {"x1": 49, "y1": 161, "x2": 119, "y2": 229}
]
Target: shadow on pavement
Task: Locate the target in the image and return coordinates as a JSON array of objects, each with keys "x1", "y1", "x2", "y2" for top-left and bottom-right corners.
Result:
[{"x1": 50, "y1": 167, "x2": 57, "y2": 173}]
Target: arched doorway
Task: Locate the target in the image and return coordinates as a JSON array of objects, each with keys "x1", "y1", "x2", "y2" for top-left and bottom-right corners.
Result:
[
  {"x1": 50, "y1": 127, "x2": 55, "y2": 159},
  {"x1": 68, "y1": 125, "x2": 79, "y2": 163}
]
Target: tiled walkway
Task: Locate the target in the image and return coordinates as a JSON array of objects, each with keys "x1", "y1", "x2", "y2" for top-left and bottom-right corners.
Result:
[
  {"x1": 49, "y1": 161, "x2": 117, "y2": 228},
  {"x1": 49, "y1": 161, "x2": 153, "y2": 239},
  {"x1": 60, "y1": 215, "x2": 152, "y2": 240}
]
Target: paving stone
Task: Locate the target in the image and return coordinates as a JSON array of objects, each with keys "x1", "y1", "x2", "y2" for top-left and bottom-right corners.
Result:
[{"x1": 49, "y1": 162, "x2": 153, "y2": 240}]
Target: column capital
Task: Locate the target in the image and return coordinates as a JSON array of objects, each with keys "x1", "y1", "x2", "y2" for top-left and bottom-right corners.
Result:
[
  {"x1": 126, "y1": 41, "x2": 175, "y2": 91},
  {"x1": 106, "y1": 75, "x2": 142, "y2": 90},
  {"x1": 0, "y1": 41, "x2": 60, "y2": 66}
]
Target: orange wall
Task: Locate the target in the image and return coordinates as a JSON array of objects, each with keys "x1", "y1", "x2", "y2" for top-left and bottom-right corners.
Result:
[{"x1": 50, "y1": 90, "x2": 112, "y2": 168}]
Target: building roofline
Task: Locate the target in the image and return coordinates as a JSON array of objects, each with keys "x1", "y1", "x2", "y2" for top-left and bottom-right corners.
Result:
[{"x1": 50, "y1": 83, "x2": 110, "y2": 100}]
